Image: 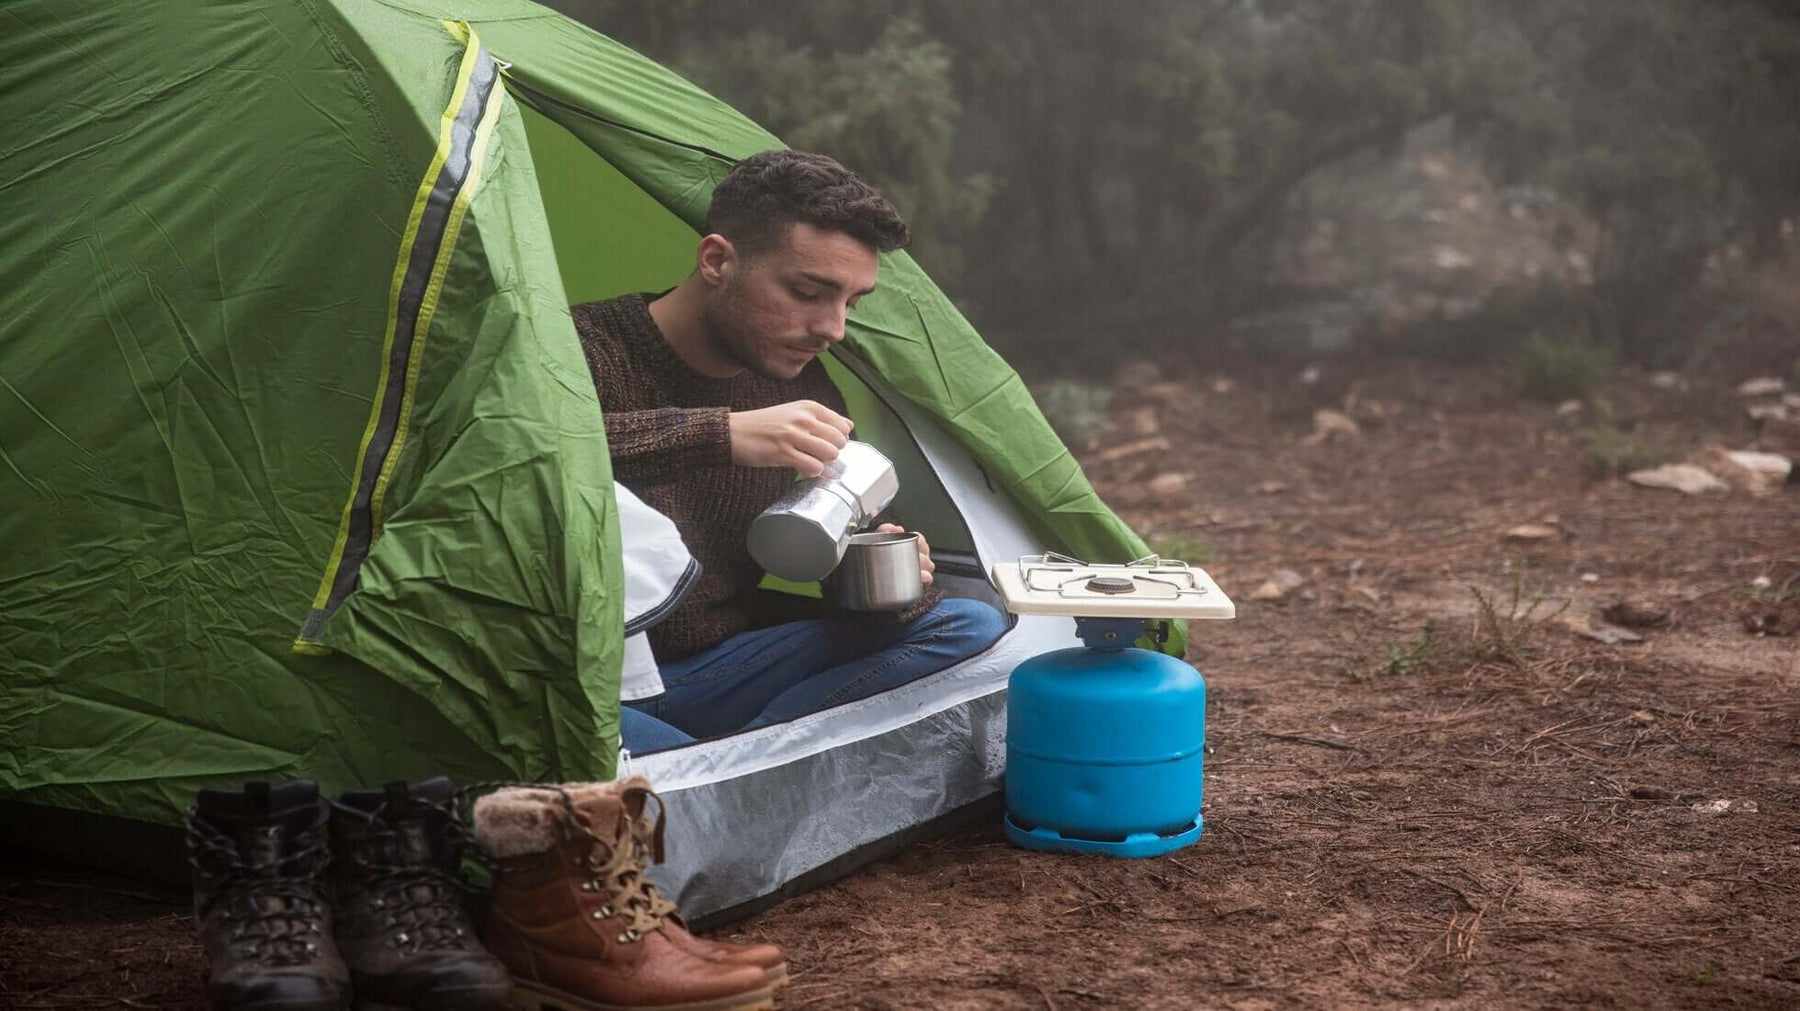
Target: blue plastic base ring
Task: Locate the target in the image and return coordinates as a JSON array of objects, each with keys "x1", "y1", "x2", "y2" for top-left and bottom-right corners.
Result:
[{"x1": 1004, "y1": 811, "x2": 1204, "y2": 858}]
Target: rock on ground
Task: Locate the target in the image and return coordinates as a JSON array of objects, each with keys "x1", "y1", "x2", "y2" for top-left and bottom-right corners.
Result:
[
  {"x1": 1303, "y1": 409, "x2": 1361, "y2": 445},
  {"x1": 1560, "y1": 615, "x2": 1645, "y2": 644},
  {"x1": 1697, "y1": 449, "x2": 1791, "y2": 496},
  {"x1": 1602, "y1": 600, "x2": 1673, "y2": 628},
  {"x1": 1628, "y1": 463, "x2": 1730, "y2": 495},
  {"x1": 1249, "y1": 568, "x2": 1306, "y2": 601},
  {"x1": 1504, "y1": 523, "x2": 1559, "y2": 541},
  {"x1": 1147, "y1": 471, "x2": 1190, "y2": 496}
]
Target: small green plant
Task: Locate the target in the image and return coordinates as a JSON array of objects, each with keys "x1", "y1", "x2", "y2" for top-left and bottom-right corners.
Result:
[
  {"x1": 1514, "y1": 331, "x2": 1614, "y2": 402},
  {"x1": 1579, "y1": 423, "x2": 1671, "y2": 479},
  {"x1": 1146, "y1": 532, "x2": 1216, "y2": 565},
  {"x1": 1467, "y1": 568, "x2": 1569, "y2": 666},
  {"x1": 1037, "y1": 379, "x2": 1112, "y2": 448},
  {"x1": 1577, "y1": 397, "x2": 1674, "y2": 478},
  {"x1": 1356, "y1": 623, "x2": 1438, "y2": 680},
  {"x1": 1690, "y1": 961, "x2": 1728, "y2": 984}
]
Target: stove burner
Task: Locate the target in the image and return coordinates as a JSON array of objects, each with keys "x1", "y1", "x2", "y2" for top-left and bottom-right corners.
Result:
[{"x1": 1085, "y1": 576, "x2": 1136, "y2": 595}]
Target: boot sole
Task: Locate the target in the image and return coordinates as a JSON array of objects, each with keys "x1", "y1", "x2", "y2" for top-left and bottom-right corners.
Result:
[
  {"x1": 212, "y1": 998, "x2": 349, "y2": 1011},
  {"x1": 358, "y1": 987, "x2": 512, "y2": 1011},
  {"x1": 510, "y1": 980, "x2": 774, "y2": 1011},
  {"x1": 214, "y1": 1002, "x2": 348, "y2": 1011}
]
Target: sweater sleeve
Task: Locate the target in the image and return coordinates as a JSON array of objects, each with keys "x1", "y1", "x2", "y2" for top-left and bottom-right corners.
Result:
[
  {"x1": 572, "y1": 298, "x2": 735, "y2": 486},
  {"x1": 603, "y1": 406, "x2": 732, "y2": 487}
]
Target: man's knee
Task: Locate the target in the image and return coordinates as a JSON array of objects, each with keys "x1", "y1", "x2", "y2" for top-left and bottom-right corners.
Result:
[
  {"x1": 619, "y1": 704, "x2": 695, "y2": 754},
  {"x1": 921, "y1": 597, "x2": 1008, "y2": 655}
]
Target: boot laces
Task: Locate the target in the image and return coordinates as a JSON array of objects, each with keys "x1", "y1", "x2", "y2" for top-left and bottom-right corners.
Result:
[
  {"x1": 576, "y1": 786, "x2": 675, "y2": 944},
  {"x1": 347, "y1": 803, "x2": 475, "y2": 952},
  {"x1": 620, "y1": 788, "x2": 679, "y2": 925},
  {"x1": 186, "y1": 810, "x2": 330, "y2": 966}
]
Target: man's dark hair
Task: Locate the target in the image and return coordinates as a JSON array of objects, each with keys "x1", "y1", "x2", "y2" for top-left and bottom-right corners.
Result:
[{"x1": 704, "y1": 150, "x2": 910, "y2": 257}]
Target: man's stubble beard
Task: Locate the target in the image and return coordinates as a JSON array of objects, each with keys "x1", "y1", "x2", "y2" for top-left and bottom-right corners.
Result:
[
  {"x1": 702, "y1": 275, "x2": 806, "y2": 381},
  {"x1": 702, "y1": 278, "x2": 776, "y2": 380}
]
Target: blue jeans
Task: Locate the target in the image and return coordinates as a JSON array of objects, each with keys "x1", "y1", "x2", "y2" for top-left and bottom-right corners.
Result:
[{"x1": 621, "y1": 598, "x2": 1006, "y2": 752}]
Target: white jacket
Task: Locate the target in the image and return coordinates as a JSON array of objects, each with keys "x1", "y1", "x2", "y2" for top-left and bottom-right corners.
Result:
[{"x1": 615, "y1": 484, "x2": 698, "y2": 701}]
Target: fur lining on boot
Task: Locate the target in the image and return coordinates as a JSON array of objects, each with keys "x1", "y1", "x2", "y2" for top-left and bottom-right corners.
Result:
[{"x1": 473, "y1": 777, "x2": 652, "y2": 859}]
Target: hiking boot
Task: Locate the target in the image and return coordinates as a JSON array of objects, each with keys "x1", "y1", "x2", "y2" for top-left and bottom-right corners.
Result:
[
  {"x1": 613, "y1": 791, "x2": 787, "y2": 990},
  {"x1": 655, "y1": 920, "x2": 786, "y2": 992},
  {"x1": 330, "y1": 777, "x2": 512, "y2": 1010},
  {"x1": 187, "y1": 780, "x2": 350, "y2": 1011},
  {"x1": 473, "y1": 778, "x2": 773, "y2": 1011}
]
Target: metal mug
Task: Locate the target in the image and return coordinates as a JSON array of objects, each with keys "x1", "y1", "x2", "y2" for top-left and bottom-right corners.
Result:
[
  {"x1": 835, "y1": 531, "x2": 925, "y2": 612},
  {"x1": 747, "y1": 441, "x2": 899, "y2": 582}
]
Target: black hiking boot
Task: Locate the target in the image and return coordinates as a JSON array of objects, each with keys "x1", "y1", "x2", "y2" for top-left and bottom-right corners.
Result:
[
  {"x1": 187, "y1": 780, "x2": 350, "y2": 1010},
  {"x1": 330, "y1": 777, "x2": 511, "y2": 1010}
]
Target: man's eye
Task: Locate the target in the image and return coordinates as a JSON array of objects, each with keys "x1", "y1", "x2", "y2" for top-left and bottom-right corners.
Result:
[{"x1": 793, "y1": 287, "x2": 820, "y2": 302}]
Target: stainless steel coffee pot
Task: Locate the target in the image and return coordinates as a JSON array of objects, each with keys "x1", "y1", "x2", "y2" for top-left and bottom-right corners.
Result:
[{"x1": 747, "y1": 440, "x2": 899, "y2": 582}]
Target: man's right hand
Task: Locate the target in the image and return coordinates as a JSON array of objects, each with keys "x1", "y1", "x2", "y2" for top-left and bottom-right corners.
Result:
[{"x1": 728, "y1": 401, "x2": 854, "y2": 477}]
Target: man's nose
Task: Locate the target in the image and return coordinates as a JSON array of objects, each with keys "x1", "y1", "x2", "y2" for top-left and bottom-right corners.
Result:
[{"x1": 812, "y1": 304, "x2": 848, "y2": 343}]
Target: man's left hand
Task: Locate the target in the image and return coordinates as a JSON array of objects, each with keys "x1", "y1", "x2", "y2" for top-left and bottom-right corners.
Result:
[{"x1": 875, "y1": 523, "x2": 934, "y2": 587}]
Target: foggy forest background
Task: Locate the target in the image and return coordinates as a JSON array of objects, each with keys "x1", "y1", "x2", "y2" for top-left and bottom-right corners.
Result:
[{"x1": 542, "y1": 0, "x2": 1800, "y2": 383}]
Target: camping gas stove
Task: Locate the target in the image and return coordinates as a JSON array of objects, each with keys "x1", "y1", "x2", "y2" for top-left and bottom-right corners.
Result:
[
  {"x1": 992, "y1": 553, "x2": 1235, "y2": 857},
  {"x1": 994, "y1": 551, "x2": 1234, "y2": 625}
]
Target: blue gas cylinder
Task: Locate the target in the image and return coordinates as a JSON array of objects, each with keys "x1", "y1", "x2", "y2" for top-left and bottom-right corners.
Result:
[{"x1": 1004, "y1": 623, "x2": 1206, "y2": 857}]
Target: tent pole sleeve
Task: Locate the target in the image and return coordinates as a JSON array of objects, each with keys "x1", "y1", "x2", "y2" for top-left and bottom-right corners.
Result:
[{"x1": 294, "y1": 29, "x2": 505, "y2": 649}]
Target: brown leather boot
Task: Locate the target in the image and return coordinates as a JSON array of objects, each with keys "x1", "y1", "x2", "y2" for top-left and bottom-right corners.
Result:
[
  {"x1": 330, "y1": 778, "x2": 512, "y2": 1010},
  {"x1": 187, "y1": 780, "x2": 351, "y2": 1010},
  {"x1": 656, "y1": 916, "x2": 786, "y2": 992},
  {"x1": 613, "y1": 791, "x2": 788, "y2": 990},
  {"x1": 473, "y1": 779, "x2": 773, "y2": 1011}
]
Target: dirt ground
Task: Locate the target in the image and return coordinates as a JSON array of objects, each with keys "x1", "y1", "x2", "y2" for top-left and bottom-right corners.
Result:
[{"x1": 4, "y1": 355, "x2": 1797, "y2": 1009}]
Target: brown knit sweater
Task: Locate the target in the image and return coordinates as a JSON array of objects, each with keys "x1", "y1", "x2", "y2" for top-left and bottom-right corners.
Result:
[{"x1": 574, "y1": 293, "x2": 939, "y2": 661}]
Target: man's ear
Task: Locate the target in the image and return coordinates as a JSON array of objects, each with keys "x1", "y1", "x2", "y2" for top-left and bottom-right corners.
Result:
[{"x1": 696, "y1": 234, "x2": 735, "y2": 288}]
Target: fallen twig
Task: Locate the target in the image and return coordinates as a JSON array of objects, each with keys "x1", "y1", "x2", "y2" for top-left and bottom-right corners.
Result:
[
  {"x1": 25, "y1": 877, "x2": 177, "y2": 905},
  {"x1": 1258, "y1": 731, "x2": 1361, "y2": 752},
  {"x1": 1056, "y1": 898, "x2": 1120, "y2": 916},
  {"x1": 1399, "y1": 868, "x2": 1477, "y2": 911}
]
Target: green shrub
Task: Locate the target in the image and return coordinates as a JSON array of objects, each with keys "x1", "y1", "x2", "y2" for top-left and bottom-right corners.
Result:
[
  {"x1": 1467, "y1": 572, "x2": 1568, "y2": 667},
  {"x1": 1579, "y1": 424, "x2": 1671, "y2": 480},
  {"x1": 1577, "y1": 397, "x2": 1672, "y2": 479},
  {"x1": 1037, "y1": 379, "x2": 1113, "y2": 447},
  {"x1": 1354, "y1": 623, "x2": 1439, "y2": 680},
  {"x1": 1514, "y1": 331, "x2": 1614, "y2": 402}
]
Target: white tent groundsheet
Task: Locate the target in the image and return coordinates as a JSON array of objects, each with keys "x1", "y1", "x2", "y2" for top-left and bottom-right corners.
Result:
[{"x1": 636, "y1": 357, "x2": 1072, "y2": 920}]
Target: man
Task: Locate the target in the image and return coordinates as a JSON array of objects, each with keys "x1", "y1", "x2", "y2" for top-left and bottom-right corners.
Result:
[{"x1": 575, "y1": 150, "x2": 1007, "y2": 752}]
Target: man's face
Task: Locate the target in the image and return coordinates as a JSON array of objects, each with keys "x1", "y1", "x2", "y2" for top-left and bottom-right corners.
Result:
[{"x1": 702, "y1": 222, "x2": 879, "y2": 381}]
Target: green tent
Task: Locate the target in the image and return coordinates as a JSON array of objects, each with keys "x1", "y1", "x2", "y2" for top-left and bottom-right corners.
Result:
[{"x1": 0, "y1": 0, "x2": 1181, "y2": 910}]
